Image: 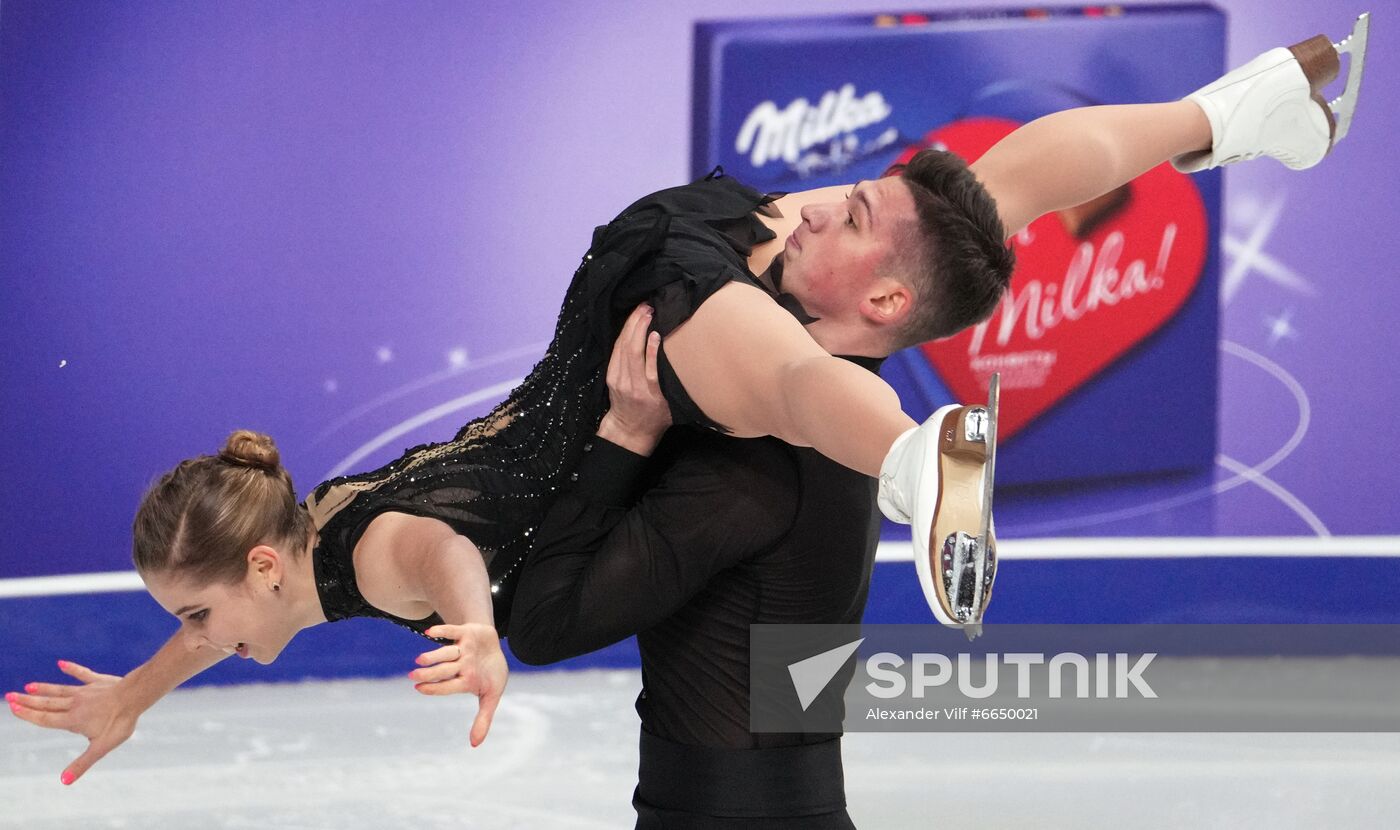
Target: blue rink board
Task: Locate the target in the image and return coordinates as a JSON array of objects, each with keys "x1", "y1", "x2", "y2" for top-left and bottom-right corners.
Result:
[{"x1": 5, "y1": 557, "x2": 1399, "y2": 689}]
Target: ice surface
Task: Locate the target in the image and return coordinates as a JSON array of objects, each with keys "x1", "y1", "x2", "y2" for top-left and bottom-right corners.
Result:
[{"x1": 2, "y1": 669, "x2": 1397, "y2": 829}]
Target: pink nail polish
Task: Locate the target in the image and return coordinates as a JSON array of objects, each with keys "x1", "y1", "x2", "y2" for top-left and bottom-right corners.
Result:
[
  {"x1": 57, "y1": 660, "x2": 68, "y2": 670},
  {"x1": 24, "y1": 683, "x2": 37, "y2": 694},
  {"x1": 61, "y1": 771, "x2": 74, "y2": 786},
  {"x1": 4, "y1": 692, "x2": 15, "y2": 703}
]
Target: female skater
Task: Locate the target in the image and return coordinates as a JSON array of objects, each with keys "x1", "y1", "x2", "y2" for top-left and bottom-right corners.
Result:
[{"x1": 6, "y1": 17, "x2": 1369, "y2": 785}]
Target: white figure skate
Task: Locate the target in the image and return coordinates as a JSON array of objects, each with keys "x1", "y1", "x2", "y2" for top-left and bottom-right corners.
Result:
[
  {"x1": 1174, "y1": 13, "x2": 1370, "y2": 172},
  {"x1": 879, "y1": 374, "x2": 999, "y2": 640}
]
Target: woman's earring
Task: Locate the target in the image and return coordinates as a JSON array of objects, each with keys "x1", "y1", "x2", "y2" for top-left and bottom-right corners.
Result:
[{"x1": 273, "y1": 583, "x2": 281, "y2": 592}]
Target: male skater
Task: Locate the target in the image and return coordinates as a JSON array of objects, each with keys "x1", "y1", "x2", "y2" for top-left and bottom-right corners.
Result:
[
  {"x1": 10, "y1": 20, "x2": 1367, "y2": 803},
  {"x1": 508, "y1": 20, "x2": 1370, "y2": 827}
]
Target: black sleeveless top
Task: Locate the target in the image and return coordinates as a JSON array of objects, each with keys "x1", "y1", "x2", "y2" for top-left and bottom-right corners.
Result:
[{"x1": 304, "y1": 170, "x2": 806, "y2": 637}]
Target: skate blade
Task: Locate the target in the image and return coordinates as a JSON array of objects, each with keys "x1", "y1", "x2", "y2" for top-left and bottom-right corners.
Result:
[
  {"x1": 967, "y1": 372, "x2": 1000, "y2": 625},
  {"x1": 1330, "y1": 12, "x2": 1369, "y2": 143},
  {"x1": 931, "y1": 376, "x2": 1000, "y2": 631}
]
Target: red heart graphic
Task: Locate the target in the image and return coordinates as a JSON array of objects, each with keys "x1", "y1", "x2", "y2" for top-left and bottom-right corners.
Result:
[{"x1": 899, "y1": 117, "x2": 1208, "y2": 441}]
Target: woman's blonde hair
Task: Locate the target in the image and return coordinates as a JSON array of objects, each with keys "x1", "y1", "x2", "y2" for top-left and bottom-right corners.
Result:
[{"x1": 132, "y1": 430, "x2": 311, "y2": 584}]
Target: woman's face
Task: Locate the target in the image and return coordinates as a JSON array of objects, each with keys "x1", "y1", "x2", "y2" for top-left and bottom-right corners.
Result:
[{"x1": 144, "y1": 554, "x2": 298, "y2": 665}]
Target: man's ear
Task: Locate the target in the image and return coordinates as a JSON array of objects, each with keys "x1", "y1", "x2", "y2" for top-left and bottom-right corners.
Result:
[{"x1": 859, "y1": 278, "x2": 912, "y2": 328}]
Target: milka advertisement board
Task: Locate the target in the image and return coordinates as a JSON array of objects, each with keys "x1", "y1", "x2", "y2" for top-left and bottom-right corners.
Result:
[{"x1": 694, "y1": 6, "x2": 1225, "y2": 486}]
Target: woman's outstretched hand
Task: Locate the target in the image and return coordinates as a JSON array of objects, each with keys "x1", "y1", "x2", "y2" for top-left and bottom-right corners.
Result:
[
  {"x1": 598, "y1": 303, "x2": 671, "y2": 456},
  {"x1": 6, "y1": 660, "x2": 138, "y2": 785},
  {"x1": 410, "y1": 623, "x2": 508, "y2": 747}
]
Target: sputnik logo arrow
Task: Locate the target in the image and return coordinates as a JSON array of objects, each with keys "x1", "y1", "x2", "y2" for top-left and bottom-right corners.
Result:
[{"x1": 787, "y1": 638, "x2": 865, "y2": 711}]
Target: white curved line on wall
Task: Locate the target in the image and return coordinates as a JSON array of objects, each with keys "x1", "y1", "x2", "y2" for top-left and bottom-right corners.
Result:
[
  {"x1": 314, "y1": 341, "x2": 547, "y2": 444},
  {"x1": 1216, "y1": 454, "x2": 1330, "y2": 537},
  {"x1": 319, "y1": 377, "x2": 525, "y2": 481},
  {"x1": 1012, "y1": 340, "x2": 1312, "y2": 535}
]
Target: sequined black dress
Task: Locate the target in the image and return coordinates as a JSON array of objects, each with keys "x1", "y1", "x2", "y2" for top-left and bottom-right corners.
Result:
[{"x1": 305, "y1": 170, "x2": 794, "y2": 636}]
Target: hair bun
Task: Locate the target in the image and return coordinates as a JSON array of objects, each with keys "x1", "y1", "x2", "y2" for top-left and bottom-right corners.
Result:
[{"x1": 218, "y1": 429, "x2": 281, "y2": 472}]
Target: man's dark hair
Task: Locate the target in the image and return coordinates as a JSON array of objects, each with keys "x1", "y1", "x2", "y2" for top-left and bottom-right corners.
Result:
[{"x1": 884, "y1": 149, "x2": 1015, "y2": 350}]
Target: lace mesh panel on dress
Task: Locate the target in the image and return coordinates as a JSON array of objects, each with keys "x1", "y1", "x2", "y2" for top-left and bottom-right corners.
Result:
[
  {"x1": 305, "y1": 172, "x2": 777, "y2": 638},
  {"x1": 307, "y1": 257, "x2": 607, "y2": 636}
]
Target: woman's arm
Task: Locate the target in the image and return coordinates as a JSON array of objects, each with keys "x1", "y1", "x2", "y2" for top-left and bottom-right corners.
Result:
[
  {"x1": 412, "y1": 535, "x2": 507, "y2": 748},
  {"x1": 352, "y1": 304, "x2": 669, "y2": 739},
  {"x1": 355, "y1": 511, "x2": 506, "y2": 747},
  {"x1": 8, "y1": 633, "x2": 228, "y2": 785}
]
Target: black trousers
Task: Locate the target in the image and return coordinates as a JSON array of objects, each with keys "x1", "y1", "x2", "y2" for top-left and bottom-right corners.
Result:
[{"x1": 633, "y1": 731, "x2": 856, "y2": 829}]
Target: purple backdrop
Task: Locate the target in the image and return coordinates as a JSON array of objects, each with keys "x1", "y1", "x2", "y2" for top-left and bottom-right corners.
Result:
[{"x1": 2, "y1": 2, "x2": 1396, "y2": 685}]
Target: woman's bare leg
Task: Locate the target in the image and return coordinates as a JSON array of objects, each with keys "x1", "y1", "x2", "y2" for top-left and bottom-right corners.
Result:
[
  {"x1": 660, "y1": 32, "x2": 1360, "y2": 626},
  {"x1": 665, "y1": 26, "x2": 1373, "y2": 473},
  {"x1": 664, "y1": 102, "x2": 1214, "y2": 478},
  {"x1": 971, "y1": 100, "x2": 1213, "y2": 239},
  {"x1": 662, "y1": 281, "x2": 913, "y2": 478},
  {"x1": 974, "y1": 17, "x2": 1369, "y2": 239}
]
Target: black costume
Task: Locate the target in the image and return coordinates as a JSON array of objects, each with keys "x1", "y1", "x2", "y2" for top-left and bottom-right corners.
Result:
[
  {"x1": 509, "y1": 405, "x2": 882, "y2": 828},
  {"x1": 301, "y1": 170, "x2": 880, "y2": 826},
  {"x1": 304, "y1": 170, "x2": 794, "y2": 633}
]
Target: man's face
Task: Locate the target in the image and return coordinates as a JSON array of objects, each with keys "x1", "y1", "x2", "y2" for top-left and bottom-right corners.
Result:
[{"x1": 779, "y1": 176, "x2": 919, "y2": 322}]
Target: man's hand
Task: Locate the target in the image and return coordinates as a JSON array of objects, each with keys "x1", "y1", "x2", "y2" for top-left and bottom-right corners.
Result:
[
  {"x1": 6, "y1": 660, "x2": 139, "y2": 785},
  {"x1": 410, "y1": 623, "x2": 508, "y2": 747},
  {"x1": 598, "y1": 303, "x2": 670, "y2": 455}
]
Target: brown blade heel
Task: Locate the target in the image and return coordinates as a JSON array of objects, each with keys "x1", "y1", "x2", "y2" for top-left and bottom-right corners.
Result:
[
  {"x1": 1288, "y1": 34, "x2": 1341, "y2": 144},
  {"x1": 940, "y1": 407, "x2": 989, "y2": 464}
]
